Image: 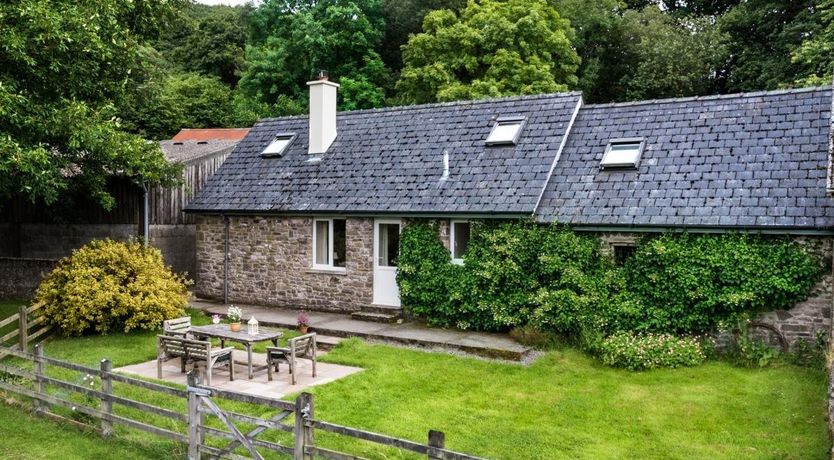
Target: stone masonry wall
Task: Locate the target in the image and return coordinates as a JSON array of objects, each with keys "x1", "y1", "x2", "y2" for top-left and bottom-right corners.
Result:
[
  {"x1": 195, "y1": 215, "x2": 373, "y2": 312},
  {"x1": 17, "y1": 223, "x2": 137, "y2": 259}
]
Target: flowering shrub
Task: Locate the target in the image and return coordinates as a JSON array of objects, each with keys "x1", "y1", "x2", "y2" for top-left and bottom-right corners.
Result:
[
  {"x1": 35, "y1": 239, "x2": 189, "y2": 336},
  {"x1": 598, "y1": 332, "x2": 706, "y2": 370}
]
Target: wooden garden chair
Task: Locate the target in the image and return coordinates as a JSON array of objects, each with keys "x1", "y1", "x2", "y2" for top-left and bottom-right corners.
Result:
[
  {"x1": 266, "y1": 333, "x2": 317, "y2": 385},
  {"x1": 162, "y1": 316, "x2": 192, "y2": 338},
  {"x1": 156, "y1": 335, "x2": 234, "y2": 386}
]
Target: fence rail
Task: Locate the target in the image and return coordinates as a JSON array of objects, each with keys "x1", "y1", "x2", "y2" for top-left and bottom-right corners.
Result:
[
  {"x1": 0, "y1": 303, "x2": 52, "y2": 352},
  {"x1": 0, "y1": 341, "x2": 486, "y2": 459}
]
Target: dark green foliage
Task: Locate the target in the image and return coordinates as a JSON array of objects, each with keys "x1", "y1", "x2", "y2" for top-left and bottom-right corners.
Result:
[
  {"x1": 240, "y1": 0, "x2": 390, "y2": 113},
  {"x1": 398, "y1": 222, "x2": 822, "y2": 342},
  {"x1": 624, "y1": 234, "x2": 821, "y2": 333},
  {"x1": 0, "y1": 0, "x2": 183, "y2": 209}
]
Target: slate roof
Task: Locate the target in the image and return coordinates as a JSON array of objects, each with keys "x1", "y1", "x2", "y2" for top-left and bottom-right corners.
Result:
[
  {"x1": 535, "y1": 87, "x2": 834, "y2": 230},
  {"x1": 185, "y1": 93, "x2": 581, "y2": 214},
  {"x1": 160, "y1": 140, "x2": 239, "y2": 164}
]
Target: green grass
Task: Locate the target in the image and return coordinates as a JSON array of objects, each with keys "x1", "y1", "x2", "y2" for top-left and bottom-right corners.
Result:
[{"x1": 0, "y1": 306, "x2": 829, "y2": 459}]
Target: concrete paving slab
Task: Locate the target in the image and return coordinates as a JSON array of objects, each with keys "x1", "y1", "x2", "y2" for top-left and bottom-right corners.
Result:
[
  {"x1": 192, "y1": 300, "x2": 532, "y2": 361},
  {"x1": 115, "y1": 353, "x2": 363, "y2": 399}
]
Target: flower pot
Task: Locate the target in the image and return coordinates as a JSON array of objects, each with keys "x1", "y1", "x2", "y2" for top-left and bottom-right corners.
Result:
[
  {"x1": 230, "y1": 322, "x2": 241, "y2": 332},
  {"x1": 299, "y1": 325, "x2": 309, "y2": 334}
]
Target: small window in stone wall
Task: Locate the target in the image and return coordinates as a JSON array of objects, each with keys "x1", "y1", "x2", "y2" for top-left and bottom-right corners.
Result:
[
  {"x1": 450, "y1": 220, "x2": 471, "y2": 264},
  {"x1": 313, "y1": 218, "x2": 346, "y2": 269},
  {"x1": 613, "y1": 244, "x2": 636, "y2": 265}
]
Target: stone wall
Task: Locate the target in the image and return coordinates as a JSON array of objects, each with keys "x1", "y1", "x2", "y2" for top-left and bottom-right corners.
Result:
[
  {"x1": 0, "y1": 257, "x2": 57, "y2": 299},
  {"x1": 149, "y1": 224, "x2": 196, "y2": 277},
  {"x1": 195, "y1": 215, "x2": 374, "y2": 312}
]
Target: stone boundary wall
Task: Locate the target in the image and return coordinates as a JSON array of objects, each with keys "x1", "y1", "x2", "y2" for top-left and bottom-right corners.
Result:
[
  {"x1": 0, "y1": 257, "x2": 57, "y2": 299},
  {"x1": 195, "y1": 215, "x2": 373, "y2": 312},
  {"x1": 149, "y1": 224, "x2": 196, "y2": 278}
]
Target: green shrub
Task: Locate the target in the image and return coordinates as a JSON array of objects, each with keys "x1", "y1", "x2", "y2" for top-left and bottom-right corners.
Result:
[
  {"x1": 34, "y1": 239, "x2": 189, "y2": 336},
  {"x1": 598, "y1": 332, "x2": 706, "y2": 370},
  {"x1": 624, "y1": 234, "x2": 821, "y2": 333}
]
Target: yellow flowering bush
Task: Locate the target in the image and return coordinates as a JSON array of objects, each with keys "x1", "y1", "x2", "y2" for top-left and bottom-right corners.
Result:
[{"x1": 34, "y1": 239, "x2": 189, "y2": 336}]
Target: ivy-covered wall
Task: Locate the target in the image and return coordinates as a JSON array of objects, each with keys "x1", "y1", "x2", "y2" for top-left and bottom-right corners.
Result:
[{"x1": 398, "y1": 220, "x2": 831, "y2": 345}]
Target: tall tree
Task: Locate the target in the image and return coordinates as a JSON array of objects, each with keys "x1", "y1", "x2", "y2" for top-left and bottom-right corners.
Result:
[
  {"x1": 0, "y1": 0, "x2": 182, "y2": 209},
  {"x1": 719, "y1": 0, "x2": 821, "y2": 92},
  {"x1": 379, "y1": 0, "x2": 466, "y2": 71},
  {"x1": 792, "y1": 0, "x2": 834, "y2": 86},
  {"x1": 550, "y1": 0, "x2": 631, "y2": 103},
  {"x1": 240, "y1": 0, "x2": 390, "y2": 112},
  {"x1": 396, "y1": 0, "x2": 580, "y2": 104},
  {"x1": 619, "y1": 7, "x2": 729, "y2": 100},
  {"x1": 155, "y1": 4, "x2": 250, "y2": 87}
]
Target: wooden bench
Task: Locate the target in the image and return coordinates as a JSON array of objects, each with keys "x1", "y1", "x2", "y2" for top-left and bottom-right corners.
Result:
[
  {"x1": 267, "y1": 333, "x2": 317, "y2": 385},
  {"x1": 156, "y1": 335, "x2": 234, "y2": 386},
  {"x1": 162, "y1": 316, "x2": 192, "y2": 338}
]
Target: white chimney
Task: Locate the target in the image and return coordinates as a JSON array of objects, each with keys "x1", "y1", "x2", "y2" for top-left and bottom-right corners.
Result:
[{"x1": 307, "y1": 74, "x2": 339, "y2": 155}]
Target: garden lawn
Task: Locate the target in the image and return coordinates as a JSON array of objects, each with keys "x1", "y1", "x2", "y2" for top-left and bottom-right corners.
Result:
[{"x1": 0, "y1": 307, "x2": 829, "y2": 459}]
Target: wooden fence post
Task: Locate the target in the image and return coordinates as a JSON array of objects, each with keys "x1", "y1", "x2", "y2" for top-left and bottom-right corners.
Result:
[
  {"x1": 427, "y1": 430, "x2": 445, "y2": 460},
  {"x1": 33, "y1": 344, "x2": 44, "y2": 414},
  {"x1": 100, "y1": 359, "x2": 113, "y2": 436},
  {"x1": 18, "y1": 305, "x2": 27, "y2": 351},
  {"x1": 294, "y1": 392, "x2": 314, "y2": 460},
  {"x1": 187, "y1": 371, "x2": 203, "y2": 460}
]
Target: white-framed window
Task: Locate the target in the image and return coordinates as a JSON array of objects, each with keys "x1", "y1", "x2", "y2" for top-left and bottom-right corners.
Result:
[
  {"x1": 450, "y1": 220, "x2": 471, "y2": 264},
  {"x1": 485, "y1": 116, "x2": 526, "y2": 145},
  {"x1": 312, "y1": 218, "x2": 346, "y2": 270},
  {"x1": 600, "y1": 138, "x2": 644, "y2": 169},
  {"x1": 261, "y1": 133, "x2": 296, "y2": 157}
]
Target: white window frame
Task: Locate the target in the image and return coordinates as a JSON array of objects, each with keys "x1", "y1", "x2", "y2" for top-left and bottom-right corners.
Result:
[
  {"x1": 261, "y1": 133, "x2": 297, "y2": 158},
  {"x1": 485, "y1": 116, "x2": 526, "y2": 146},
  {"x1": 450, "y1": 220, "x2": 471, "y2": 265},
  {"x1": 312, "y1": 218, "x2": 346, "y2": 271},
  {"x1": 600, "y1": 138, "x2": 645, "y2": 170}
]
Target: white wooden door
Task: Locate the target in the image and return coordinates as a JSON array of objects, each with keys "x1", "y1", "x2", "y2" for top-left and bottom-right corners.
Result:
[{"x1": 373, "y1": 219, "x2": 401, "y2": 306}]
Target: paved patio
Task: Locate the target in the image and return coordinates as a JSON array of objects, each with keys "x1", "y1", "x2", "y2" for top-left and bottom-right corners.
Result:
[
  {"x1": 115, "y1": 352, "x2": 363, "y2": 398},
  {"x1": 191, "y1": 299, "x2": 532, "y2": 361}
]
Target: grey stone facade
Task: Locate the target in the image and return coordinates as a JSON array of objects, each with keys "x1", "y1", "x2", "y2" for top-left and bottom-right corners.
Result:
[
  {"x1": 195, "y1": 215, "x2": 373, "y2": 312},
  {"x1": 149, "y1": 224, "x2": 197, "y2": 276},
  {"x1": 195, "y1": 215, "x2": 833, "y2": 346},
  {"x1": 0, "y1": 257, "x2": 57, "y2": 299}
]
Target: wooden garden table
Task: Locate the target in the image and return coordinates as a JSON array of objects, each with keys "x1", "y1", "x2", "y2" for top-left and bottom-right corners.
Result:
[{"x1": 190, "y1": 324, "x2": 283, "y2": 379}]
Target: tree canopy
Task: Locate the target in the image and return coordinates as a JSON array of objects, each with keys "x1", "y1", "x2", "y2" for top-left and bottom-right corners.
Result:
[
  {"x1": 396, "y1": 0, "x2": 580, "y2": 104},
  {"x1": 0, "y1": 0, "x2": 182, "y2": 209}
]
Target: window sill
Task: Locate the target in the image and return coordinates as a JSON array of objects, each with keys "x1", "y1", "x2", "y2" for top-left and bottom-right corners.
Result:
[
  {"x1": 307, "y1": 267, "x2": 347, "y2": 276},
  {"x1": 451, "y1": 258, "x2": 464, "y2": 266}
]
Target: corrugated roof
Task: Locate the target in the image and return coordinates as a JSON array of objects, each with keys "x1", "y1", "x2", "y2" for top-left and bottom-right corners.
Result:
[
  {"x1": 171, "y1": 128, "x2": 251, "y2": 142},
  {"x1": 535, "y1": 87, "x2": 834, "y2": 230},
  {"x1": 185, "y1": 92, "x2": 582, "y2": 214}
]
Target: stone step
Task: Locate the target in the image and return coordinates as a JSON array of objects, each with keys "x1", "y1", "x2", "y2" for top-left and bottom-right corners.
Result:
[
  {"x1": 314, "y1": 335, "x2": 343, "y2": 351},
  {"x1": 358, "y1": 304, "x2": 404, "y2": 315},
  {"x1": 350, "y1": 311, "x2": 402, "y2": 324}
]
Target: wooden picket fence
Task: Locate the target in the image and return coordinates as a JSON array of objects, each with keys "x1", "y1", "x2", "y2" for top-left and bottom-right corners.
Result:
[
  {"x1": 0, "y1": 342, "x2": 486, "y2": 460},
  {"x1": 0, "y1": 303, "x2": 52, "y2": 351}
]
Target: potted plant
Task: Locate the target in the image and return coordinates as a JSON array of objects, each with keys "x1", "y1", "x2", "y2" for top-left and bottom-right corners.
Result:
[
  {"x1": 227, "y1": 306, "x2": 243, "y2": 332},
  {"x1": 211, "y1": 314, "x2": 221, "y2": 325},
  {"x1": 297, "y1": 311, "x2": 310, "y2": 334}
]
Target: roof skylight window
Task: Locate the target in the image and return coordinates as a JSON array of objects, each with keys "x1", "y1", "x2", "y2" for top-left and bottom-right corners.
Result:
[
  {"x1": 485, "y1": 116, "x2": 526, "y2": 146},
  {"x1": 600, "y1": 138, "x2": 644, "y2": 170},
  {"x1": 261, "y1": 133, "x2": 296, "y2": 158}
]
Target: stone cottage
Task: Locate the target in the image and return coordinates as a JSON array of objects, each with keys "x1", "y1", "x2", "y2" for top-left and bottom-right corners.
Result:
[{"x1": 185, "y1": 77, "x2": 834, "y2": 343}]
